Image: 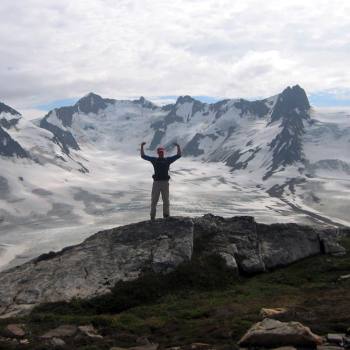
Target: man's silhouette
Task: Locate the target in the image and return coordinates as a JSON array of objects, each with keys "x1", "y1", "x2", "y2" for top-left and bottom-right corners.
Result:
[{"x1": 141, "y1": 142, "x2": 181, "y2": 221}]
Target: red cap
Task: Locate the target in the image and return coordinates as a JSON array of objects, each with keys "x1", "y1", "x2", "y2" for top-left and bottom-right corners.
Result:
[{"x1": 157, "y1": 147, "x2": 165, "y2": 153}]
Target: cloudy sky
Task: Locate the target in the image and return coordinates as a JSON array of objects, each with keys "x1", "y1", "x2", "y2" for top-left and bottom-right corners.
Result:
[{"x1": 1, "y1": 0, "x2": 350, "y2": 118}]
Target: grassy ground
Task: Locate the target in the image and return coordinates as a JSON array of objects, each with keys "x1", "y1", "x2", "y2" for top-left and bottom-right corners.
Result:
[{"x1": 1, "y1": 237, "x2": 349, "y2": 349}]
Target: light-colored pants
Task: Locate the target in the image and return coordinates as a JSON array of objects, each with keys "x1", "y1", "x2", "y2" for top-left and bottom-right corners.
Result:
[{"x1": 151, "y1": 180, "x2": 169, "y2": 219}]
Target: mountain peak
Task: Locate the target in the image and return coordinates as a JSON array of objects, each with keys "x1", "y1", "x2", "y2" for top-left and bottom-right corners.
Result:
[
  {"x1": 132, "y1": 96, "x2": 157, "y2": 109},
  {"x1": 270, "y1": 85, "x2": 310, "y2": 123},
  {"x1": 75, "y1": 92, "x2": 108, "y2": 114},
  {"x1": 176, "y1": 95, "x2": 196, "y2": 104},
  {"x1": 0, "y1": 101, "x2": 22, "y2": 129},
  {"x1": 282, "y1": 85, "x2": 310, "y2": 108},
  {"x1": 0, "y1": 101, "x2": 21, "y2": 117}
]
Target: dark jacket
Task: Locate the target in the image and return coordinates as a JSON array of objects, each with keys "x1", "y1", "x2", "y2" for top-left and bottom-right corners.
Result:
[{"x1": 141, "y1": 154, "x2": 181, "y2": 180}]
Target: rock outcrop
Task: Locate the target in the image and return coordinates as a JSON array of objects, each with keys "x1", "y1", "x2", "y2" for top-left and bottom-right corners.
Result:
[
  {"x1": 0, "y1": 217, "x2": 193, "y2": 317},
  {"x1": 0, "y1": 215, "x2": 347, "y2": 317},
  {"x1": 238, "y1": 318, "x2": 323, "y2": 347}
]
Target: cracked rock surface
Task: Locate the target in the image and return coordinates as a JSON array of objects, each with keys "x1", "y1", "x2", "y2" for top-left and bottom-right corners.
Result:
[{"x1": 0, "y1": 215, "x2": 347, "y2": 317}]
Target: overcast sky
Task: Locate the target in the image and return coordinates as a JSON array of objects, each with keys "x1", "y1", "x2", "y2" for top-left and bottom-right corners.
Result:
[{"x1": 1, "y1": 0, "x2": 350, "y2": 118}]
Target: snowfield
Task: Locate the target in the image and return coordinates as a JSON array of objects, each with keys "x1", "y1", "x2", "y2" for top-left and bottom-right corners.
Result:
[
  {"x1": 1, "y1": 145, "x2": 349, "y2": 271},
  {"x1": 0, "y1": 149, "x2": 304, "y2": 270}
]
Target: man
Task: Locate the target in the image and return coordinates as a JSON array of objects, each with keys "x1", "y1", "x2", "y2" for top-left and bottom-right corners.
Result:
[{"x1": 141, "y1": 142, "x2": 181, "y2": 221}]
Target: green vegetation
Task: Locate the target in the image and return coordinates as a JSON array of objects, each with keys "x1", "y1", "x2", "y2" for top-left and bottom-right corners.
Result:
[{"x1": 1, "y1": 237, "x2": 350, "y2": 349}]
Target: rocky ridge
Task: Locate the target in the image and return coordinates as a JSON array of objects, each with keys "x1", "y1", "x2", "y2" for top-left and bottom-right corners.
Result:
[
  {"x1": 0, "y1": 214, "x2": 348, "y2": 318},
  {"x1": 0, "y1": 101, "x2": 28, "y2": 158}
]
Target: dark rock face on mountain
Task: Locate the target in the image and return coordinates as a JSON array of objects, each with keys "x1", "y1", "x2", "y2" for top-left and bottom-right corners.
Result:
[
  {"x1": 0, "y1": 102, "x2": 21, "y2": 117},
  {"x1": 133, "y1": 96, "x2": 158, "y2": 110},
  {"x1": 40, "y1": 117, "x2": 80, "y2": 154},
  {"x1": 233, "y1": 99, "x2": 269, "y2": 118},
  {"x1": 45, "y1": 92, "x2": 112, "y2": 128},
  {"x1": 183, "y1": 133, "x2": 218, "y2": 157},
  {"x1": 265, "y1": 85, "x2": 311, "y2": 179},
  {"x1": 76, "y1": 92, "x2": 109, "y2": 115},
  {"x1": 210, "y1": 99, "x2": 230, "y2": 119},
  {"x1": 0, "y1": 102, "x2": 27, "y2": 157},
  {"x1": 149, "y1": 129, "x2": 166, "y2": 150},
  {"x1": 0, "y1": 118, "x2": 19, "y2": 129},
  {"x1": 0, "y1": 215, "x2": 346, "y2": 318},
  {"x1": 0, "y1": 102, "x2": 21, "y2": 129},
  {"x1": 150, "y1": 96, "x2": 206, "y2": 149},
  {"x1": 225, "y1": 147, "x2": 262, "y2": 170},
  {"x1": 270, "y1": 85, "x2": 310, "y2": 123},
  {"x1": 0, "y1": 126, "x2": 28, "y2": 158}
]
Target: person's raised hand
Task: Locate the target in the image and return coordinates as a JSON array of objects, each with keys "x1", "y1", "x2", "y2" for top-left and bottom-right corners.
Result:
[
  {"x1": 173, "y1": 142, "x2": 179, "y2": 147},
  {"x1": 141, "y1": 142, "x2": 146, "y2": 146}
]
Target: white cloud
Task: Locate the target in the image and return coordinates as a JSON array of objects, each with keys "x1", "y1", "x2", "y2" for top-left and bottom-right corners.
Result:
[
  {"x1": 1, "y1": 0, "x2": 350, "y2": 113},
  {"x1": 18, "y1": 108, "x2": 46, "y2": 120}
]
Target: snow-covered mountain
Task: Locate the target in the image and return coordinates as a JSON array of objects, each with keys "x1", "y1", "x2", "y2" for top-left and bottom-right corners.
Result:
[
  {"x1": 39, "y1": 85, "x2": 350, "y2": 186},
  {"x1": 0, "y1": 86, "x2": 349, "y2": 270}
]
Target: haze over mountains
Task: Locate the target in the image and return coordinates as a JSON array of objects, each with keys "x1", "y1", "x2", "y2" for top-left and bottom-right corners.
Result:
[{"x1": 0, "y1": 85, "x2": 349, "y2": 269}]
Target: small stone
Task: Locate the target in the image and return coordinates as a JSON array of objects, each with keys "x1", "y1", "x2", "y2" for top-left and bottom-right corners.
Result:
[
  {"x1": 4, "y1": 324, "x2": 26, "y2": 338},
  {"x1": 317, "y1": 346, "x2": 344, "y2": 350},
  {"x1": 20, "y1": 338, "x2": 30, "y2": 344},
  {"x1": 190, "y1": 343, "x2": 213, "y2": 349},
  {"x1": 78, "y1": 324, "x2": 103, "y2": 339},
  {"x1": 50, "y1": 337, "x2": 66, "y2": 347},
  {"x1": 338, "y1": 274, "x2": 350, "y2": 281},
  {"x1": 327, "y1": 334, "x2": 345, "y2": 345},
  {"x1": 136, "y1": 336, "x2": 151, "y2": 345},
  {"x1": 238, "y1": 318, "x2": 323, "y2": 347},
  {"x1": 41, "y1": 324, "x2": 78, "y2": 338},
  {"x1": 260, "y1": 308, "x2": 288, "y2": 319}
]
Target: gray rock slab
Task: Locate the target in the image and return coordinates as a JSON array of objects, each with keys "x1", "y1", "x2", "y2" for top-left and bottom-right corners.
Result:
[
  {"x1": 257, "y1": 223, "x2": 321, "y2": 269},
  {"x1": 0, "y1": 217, "x2": 194, "y2": 316}
]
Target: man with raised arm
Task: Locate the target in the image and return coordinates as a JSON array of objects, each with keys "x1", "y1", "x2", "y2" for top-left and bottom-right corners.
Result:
[{"x1": 141, "y1": 142, "x2": 181, "y2": 221}]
